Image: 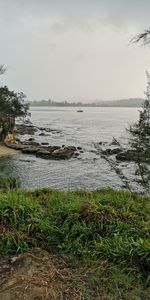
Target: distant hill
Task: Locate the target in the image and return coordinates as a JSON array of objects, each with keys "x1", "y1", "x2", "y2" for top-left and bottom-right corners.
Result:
[
  {"x1": 97, "y1": 98, "x2": 144, "y2": 107},
  {"x1": 30, "y1": 98, "x2": 144, "y2": 108}
]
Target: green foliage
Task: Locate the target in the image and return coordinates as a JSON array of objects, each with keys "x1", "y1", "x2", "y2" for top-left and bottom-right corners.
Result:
[
  {"x1": 0, "y1": 232, "x2": 29, "y2": 255},
  {"x1": 128, "y1": 72, "x2": 150, "y2": 192},
  {"x1": 0, "y1": 85, "x2": 29, "y2": 139},
  {"x1": 0, "y1": 189, "x2": 149, "y2": 276},
  {"x1": 129, "y1": 72, "x2": 150, "y2": 153},
  {"x1": 0, "y1": 188, "x2": 149, "y2": 298}
]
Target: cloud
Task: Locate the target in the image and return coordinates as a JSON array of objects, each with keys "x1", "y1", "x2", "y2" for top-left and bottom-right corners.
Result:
[
  {"x1": 0, "y1": 0, "x2": 150, "y2": 101},
  {"x1": 1, "y1": 0, "x2": 150, "y2": 28}
]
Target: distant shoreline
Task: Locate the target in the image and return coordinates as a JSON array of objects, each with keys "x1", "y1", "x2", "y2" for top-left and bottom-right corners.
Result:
[{"x1": 30, "y1": 98, "x2": 144, "y2": 108}]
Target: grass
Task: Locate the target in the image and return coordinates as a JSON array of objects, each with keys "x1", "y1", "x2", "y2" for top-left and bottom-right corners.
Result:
[
  {"x1": 0, "y1": 175, "x2": 20, "y2": 189},
  {"x1": 0, "y1": 187, "x2": 150, "y2": 299}
]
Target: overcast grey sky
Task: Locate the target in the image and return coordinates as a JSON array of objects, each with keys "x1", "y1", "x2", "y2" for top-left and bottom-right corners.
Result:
[{"x1": 0, "y1": 0, "x2": 150, "y2": 101}]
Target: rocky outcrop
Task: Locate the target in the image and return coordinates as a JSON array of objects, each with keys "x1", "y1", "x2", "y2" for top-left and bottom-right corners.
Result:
[
  {"x1": 101, "y1": 148, "x2": 122, "y2": 156},
  {"x1": 4, "y1": 140, "x2": 80, "y2": 160},
  {"x1": 116, "y1": 149, "x2": 150, "y2": 163},
  {"x1": 4, "y1": 123, "x2": 82, "y2": 160},
  {"x1": 4, "y1": 141, "x2": 25, "y2": 151},
  {"x1": 51, "y1": 148, "x2": 74, "y2": 159},
  {"x1": 14, "y1": 124, "x2": 38, "y2": 135},
  {"x1": 14, "y1": 123, "x2": 61, "y2": 136},
  {"x1": 99, "y1": 143, "x2": 150, "y2": 163},
  {"x1": 36, "y1": 149, "x2": 52, "y2": 159},
  {"x1": 22, "y1": 147, "x2": 39, "y2": 154}
]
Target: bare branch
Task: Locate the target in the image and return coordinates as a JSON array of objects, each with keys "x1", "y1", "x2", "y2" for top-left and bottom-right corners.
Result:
[{"x1": 94, "y1": 143, "x2": 133, "y2": 192}]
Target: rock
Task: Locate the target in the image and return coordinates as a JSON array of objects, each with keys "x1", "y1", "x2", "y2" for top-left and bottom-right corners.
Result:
[
  {"x1": 30, "y1": 141, "x2": 40, "y2": 147},
  {"x1": 47, "y1": 146, "x2": 61, "y2": 152},
  {"x1": 52, "y1": 148, "x2": 74, "y2": 159},
  {"x1": 22, "y1": 147, "x2": 39, "y2": 154},
  {"x1": 38, "y1": 127, "x2": 58, "y2": 133},
  {"x1": 101, "y1": 148, "x2": 121, "y2": 156},
  {"x1": 39, "y1": 132, "x2": 46, "y2": 136},
  {"x1": 74, "y1": 152, "x2": 80, "y2": 157},
  {"x1": 116, "y1": 152, "x2": 128, "y2": 161},
  {"x1": 24, "y1": 118, "x2": 32, "y2": 124},
  {"x1": 4, "y1": 141, "x2": 24, "y2": 151},
  {"x1": 22, "y1": 141, "x2": 40, "y2": 147},
  {"x1": 36, "y1": 150, "x2": 51, "y2": 159},
  {"x1": 4, "y1": 135, "x2": 79, "y2": 161},
  {"x1": 66, "y1": 146, "x2": 76, "y2": 151},
  {"x1": 36, "y1": 146, "x2": 75, "y2": 160},
  {"x1": 15, "y1": 124, "x2": 38, "y2": 135},
  {"x1": 116, "y1": 149, "x2": 150, "y2": 163}
]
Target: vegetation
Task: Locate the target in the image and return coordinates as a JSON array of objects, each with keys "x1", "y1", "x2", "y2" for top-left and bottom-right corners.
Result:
[
  {"x1": 132, "y1": 28, "x2": 150, "y2": 45},
  {"x1": 0, "y1": 187, "x2": 149, "y2": 299},
  {"x1": 97, "y1": 73, "x2": 150, "y2": 194},
  {"x1": 0, "y1": 175, "x2": 20, "y2": 189},
  {"x1": 127, "y1": 72, "x2": 150, "y2": 192},
  {"x1": 30, "y1": 98, "x2": 143, "y2": 107},
  {"x1": 0, "y1": 66, "x2": 29, "y2": 140},
  {"x1": 0, "y1": 86, "x2": 29, "y2": 140}
]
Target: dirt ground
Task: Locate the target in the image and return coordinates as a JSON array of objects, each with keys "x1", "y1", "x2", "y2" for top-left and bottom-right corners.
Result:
[{"x1": 0, "y1": 249, "x2": 85, "y2": 300}]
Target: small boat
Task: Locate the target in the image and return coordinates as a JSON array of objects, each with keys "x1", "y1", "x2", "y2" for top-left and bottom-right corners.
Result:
[{"x1": 77, "y1": 110, "x2": 83, "y2": 112}]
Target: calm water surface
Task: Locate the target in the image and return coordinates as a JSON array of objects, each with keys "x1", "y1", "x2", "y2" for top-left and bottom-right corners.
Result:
[{"x1": 0, "y1": 107, "x2": 139, "y2": 190}]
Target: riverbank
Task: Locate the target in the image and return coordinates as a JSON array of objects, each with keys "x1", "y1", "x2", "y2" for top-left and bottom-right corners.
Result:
[{"x1": 0, "y1": 187, "x2": 149, "y2": 299}]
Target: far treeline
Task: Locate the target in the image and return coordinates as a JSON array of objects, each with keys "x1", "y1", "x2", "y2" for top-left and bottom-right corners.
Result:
[{"x1": 30, "y1": 97, "x2": 144, "y2": 107}]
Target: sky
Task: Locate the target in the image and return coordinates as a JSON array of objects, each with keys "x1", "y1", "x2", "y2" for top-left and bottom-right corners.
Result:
[{"x1": 0, "y1": 0, "x2": 150, "y2": 102}]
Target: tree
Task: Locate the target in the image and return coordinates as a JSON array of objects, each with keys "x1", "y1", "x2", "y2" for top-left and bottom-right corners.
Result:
[
  {"x1": 0, "y1": 86, "x2": 29, "y2": 140},
  {"x1": 127, "y1": 72, "x2": 150, "y2": 192},
  {"x1": 131, "y1": 28, "x2": 150, "y2": 45},
  {"x1": 0, "y1": 64, "x2": 29, "y2": 140},
  {"x1": 96, "y1": 73, "x2": 150, "y2": 194},
  {"x1": 96, "y1": 31, "x2": 150, "y2": 193},
  {"x1": 128, "y1": 72, "x2": 150, "y2": 155}
]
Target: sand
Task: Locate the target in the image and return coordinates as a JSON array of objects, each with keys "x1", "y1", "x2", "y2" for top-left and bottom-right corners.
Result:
[{"x1": 0, "y1": 145, "x2": 17, "y2": 156}]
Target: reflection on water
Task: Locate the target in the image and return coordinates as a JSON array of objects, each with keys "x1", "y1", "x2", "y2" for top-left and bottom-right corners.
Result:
[{"x1": 0, "y1": 107, "x2": 139, "y2": 190}]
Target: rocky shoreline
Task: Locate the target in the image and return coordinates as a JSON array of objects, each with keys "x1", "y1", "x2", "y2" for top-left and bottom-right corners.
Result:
[
  {"x1": 4, "y1": 122, "x2": 149, "y2": 163},
  {"x1": 100, "y1": 146, "x2": 150, "y2": 163},
  {"x1": 97, "y1": 138, "x2": 150, "y2": 164},
  {"x1": 4, "y1": 123, "x2": 82, "y2": 160}
]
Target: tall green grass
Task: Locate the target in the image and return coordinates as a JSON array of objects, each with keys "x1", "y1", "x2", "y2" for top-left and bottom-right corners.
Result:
[
  {"x1": 0, "y1": 188, "x2": 149, "y2": 298},
  {"x1": 0, "y1": 188, "x2": 149, "y2": 278}
]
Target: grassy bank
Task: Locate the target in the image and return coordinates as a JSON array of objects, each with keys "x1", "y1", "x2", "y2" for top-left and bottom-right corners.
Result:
[{"x1": 0, "y1": 187, "x2": 150, "y2": 299}]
